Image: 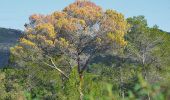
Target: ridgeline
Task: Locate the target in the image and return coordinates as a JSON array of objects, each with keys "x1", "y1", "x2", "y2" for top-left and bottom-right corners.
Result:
[{"x1": 0, "y1": 28, "x2": 22, "y2": 67}]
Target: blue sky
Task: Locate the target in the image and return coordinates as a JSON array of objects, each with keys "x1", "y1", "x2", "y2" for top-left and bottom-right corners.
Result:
[{"x1": 0, "y1": 0, "x2": 170, "y2": 32}]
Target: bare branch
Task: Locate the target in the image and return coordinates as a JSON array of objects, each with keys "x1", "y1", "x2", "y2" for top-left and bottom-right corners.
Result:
[{"x1": 44, "y1": 61, "x2": 69, "y2": 79}]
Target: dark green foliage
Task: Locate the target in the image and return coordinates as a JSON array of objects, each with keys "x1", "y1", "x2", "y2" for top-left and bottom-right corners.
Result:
[{"x1": 0, "y1": 68, "x2": 25, "y2": 100}]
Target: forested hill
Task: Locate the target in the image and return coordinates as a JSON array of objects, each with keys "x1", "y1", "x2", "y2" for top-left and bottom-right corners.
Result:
[
  {"x1": 0, "y1": 27, "x2": 22, "y2": 67},
  {"x1": 159, "y1": 29, "x2": 170, "y2": 34},
  {"x1": 0, "y1": 27, "x2": 22, "y2": 43}
]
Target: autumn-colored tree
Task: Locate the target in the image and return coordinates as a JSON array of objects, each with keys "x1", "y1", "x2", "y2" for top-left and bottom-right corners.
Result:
[{"x1": 11, "y1": 1, "x2": 129, "y2": 99}]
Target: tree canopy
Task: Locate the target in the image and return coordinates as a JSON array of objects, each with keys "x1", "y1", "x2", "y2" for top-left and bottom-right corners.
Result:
[
  {"x1": 1, "y1": 1, "x2": 169, "y2": 100},
  {"x1": 11, "y1": 1, "x2": 129, "y2": 79}
]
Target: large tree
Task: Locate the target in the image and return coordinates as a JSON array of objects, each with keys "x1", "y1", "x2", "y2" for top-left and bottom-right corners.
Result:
[{"x1": 11, "y1": 1, "x2": 129, "y2": 98}]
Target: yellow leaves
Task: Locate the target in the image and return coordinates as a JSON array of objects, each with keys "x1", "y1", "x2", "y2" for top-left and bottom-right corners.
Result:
[
  {"x1": 105, "y1": 10, "x2": 125, "y2": 26},
  {"x1": 20, "y1": 38, "x2": 36, "y2": 47},
  {"x1": 45, "y1": 40, "x2": 54, "y2": 46},
  {"x1": 15, "y1": 46, "x2": 23, "y2": 50},
  {"x1": 52, "y1": 12, "x2": 67, "y2": 19},
  {"x1": 36, "y1": 35, "x2": 55, "y2": 46},
  {"x1": 10, "y1": 46, "x2": 23, "y2": 52},
  {"x1": 107, "y1": 32, "x2": 115, "y2": 41},
  {"x1": 27, "y1": 34, "x2": 36, "y2": 40},
  {"x1": 10, "y1": 46, "x2": 24, "y2": 57},
  {"x1": 18, "y1": 1, "x2": 130, "y2": 56},
  {"x1": 119, "y1": 39, "x2": 127, "y2": 46},
  {"x1": 96, "y1": 37, "x2": 102, "y2": 44},
  {"x1": 79, "y1": 20, "x2": 86, "y2": 25},
  {"x1": 101, "y1": 9, "x2": 129, "y2": 41},
  {"x1": 49, "y1": 32, "x2": 56, "y2": 39},
  {"x1": 55, "y1": 18, "x2": 86, "y2": 32},
  {"x1": 63, "y1": 1, "x2": 102, "y2": 24},
  {"x1": 96, "y1": 37, "x2": 102, "y2": 42},
  {"x1": 105, "y1": 10, "x2": 124, "y2": 20},
  {"x1": 96, "y1": 12, "x2": 102, "y2": 18},
  {"x1": 36, "y1": 23, "x2": 53, "y2": 33},
  {"x1": 36, "y1": 23, "x2": 56, "y2": 39},
  {"x1": 56, "y1": 18, "x2": 68, "y2": 28},
  {"x1": 59, "y1": 38, "x2": 69, "y2": 47},
  {"x1": 116, "y1": 31, "x2": 125, "y2": 37},
  {"x1": 105, "y1": 9, "x2": 116, "y2": 17},
  {"x1": 78, "y1": 8, "x2": 86, "y2": 15},
  {"x1": 20, "y1": 23, "x2": 56, "y2": 49},
  {"x1": 107, "y1": 32, "x2": 127, "y2": 46}
]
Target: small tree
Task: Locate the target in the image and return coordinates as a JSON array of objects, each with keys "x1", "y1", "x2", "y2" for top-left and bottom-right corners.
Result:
[
  {"x1": 11, "y1": 1, "x2": 129, "y2": 99},
  {"x1": 126, "y1": 16, "x2": 169, "y2": 100},
  {"x1": 126, "y1": 16, "x2": 167, "y2": 80}
]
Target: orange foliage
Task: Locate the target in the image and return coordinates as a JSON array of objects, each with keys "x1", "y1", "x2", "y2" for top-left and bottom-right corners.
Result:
[{"x1": 63, "y1": 1, "x2": 102, "y2": 24}]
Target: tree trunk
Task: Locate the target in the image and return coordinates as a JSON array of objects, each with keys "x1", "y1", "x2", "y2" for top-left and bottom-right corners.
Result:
[
  {"x1": 142, "y1": 54, "x2": 150, "y2": 100},
  {"x1": 120, "y1": 66, "x2": 125, "y2": 99},
  {"x1": 79, "y1": 73, "x2": 84, "y2": 100}
]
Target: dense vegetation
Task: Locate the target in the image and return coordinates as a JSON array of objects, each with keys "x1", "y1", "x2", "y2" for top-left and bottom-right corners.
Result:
[{"x1": 0, "y1": 1, "x2": 170, "y2": 100}]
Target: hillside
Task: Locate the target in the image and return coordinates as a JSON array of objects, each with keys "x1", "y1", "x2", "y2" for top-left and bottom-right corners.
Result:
[{"x1": 0, "y1": 27, "x2": 22, "y2": 67}]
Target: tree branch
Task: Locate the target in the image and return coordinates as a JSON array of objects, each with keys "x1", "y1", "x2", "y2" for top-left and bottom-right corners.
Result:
[{"x1": 43, "y1": 61, "x2": 69, "y2": 79}]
